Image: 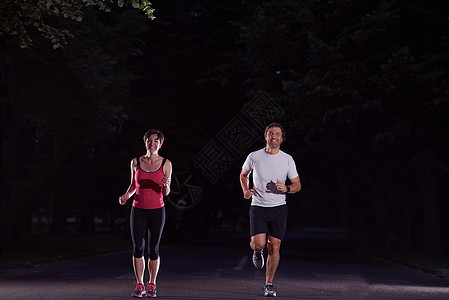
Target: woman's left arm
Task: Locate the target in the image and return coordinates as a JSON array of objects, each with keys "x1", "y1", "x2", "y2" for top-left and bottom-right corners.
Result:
[{"x1": 162, "y1": 159, "x2": 172, "y2": 196}]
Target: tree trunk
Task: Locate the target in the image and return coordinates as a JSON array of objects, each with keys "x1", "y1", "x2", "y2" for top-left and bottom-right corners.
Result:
[
  {"x1": 50, "y1": 137, "x2": 68, "y2": 234},
  {"x1": 413, "y1": 154, "x2": 443, "y2": 255},
  {"x1": 0, "y1": 106, "x2": 34, "y2": 238}
]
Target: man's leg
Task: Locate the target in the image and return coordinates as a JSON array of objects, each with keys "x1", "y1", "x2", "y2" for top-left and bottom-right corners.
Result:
[
  {"x1": 266, "y1": 235, "x2": 281, "y2": 283},
  {"x1": 250, "y1": 233, "x2": 266, "y2": 252},
  {"x1": 250, "y1": 233, "x2": 266, "y2": 269}
]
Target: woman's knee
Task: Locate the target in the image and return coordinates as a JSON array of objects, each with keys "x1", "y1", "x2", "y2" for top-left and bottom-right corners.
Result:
[
  {"x1": 149, "y1": 247, "x2": 160, "y2": 260},
  {"x1": 133, "y1": 245, "x2": 145, "y2": 258}
]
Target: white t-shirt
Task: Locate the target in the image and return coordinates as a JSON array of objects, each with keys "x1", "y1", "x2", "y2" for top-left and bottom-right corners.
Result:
[{"x1": 242, "y1": 148, "x2": 299, "y2": 207}]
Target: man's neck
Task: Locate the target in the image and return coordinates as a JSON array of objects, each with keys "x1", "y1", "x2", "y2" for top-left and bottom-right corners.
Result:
[{"x1": 265, "y1": 146, "x2": 280, "y2": 155}]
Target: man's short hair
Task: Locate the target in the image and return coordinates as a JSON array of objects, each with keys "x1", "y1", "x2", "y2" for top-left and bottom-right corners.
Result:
[{"x1": 264, "y1": 122, "x2": 286, "y2": 143}]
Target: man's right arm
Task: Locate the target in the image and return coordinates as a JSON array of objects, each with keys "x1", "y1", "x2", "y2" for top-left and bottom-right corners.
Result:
[{"x1": 240, "y1": 170, "x2": 254, "y2": 199}]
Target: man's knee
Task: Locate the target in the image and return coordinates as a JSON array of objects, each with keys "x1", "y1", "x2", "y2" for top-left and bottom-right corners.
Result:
[
  {"x1": 250, "y1": 241, "x2": 265, "y2": 251},
  {"x1": 250, "y1": 234, "x2": 266, "y2": 251},
  {"x1": 267, "y1": 237, "x2": 281, "y2": 254}
]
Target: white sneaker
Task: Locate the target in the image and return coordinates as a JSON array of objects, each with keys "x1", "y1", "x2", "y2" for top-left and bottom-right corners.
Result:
[
  {"x1": 264, "y1": 283, "x2": 276, "y2": 297},
  {"x1": 252, "y1": 250, "x2": 264, "y2": 269}
]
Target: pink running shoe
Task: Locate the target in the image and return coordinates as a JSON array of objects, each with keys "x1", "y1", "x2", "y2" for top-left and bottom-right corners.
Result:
[
  {"x1": 131, "y1": 282, "x2": 146, "y2": 298},
  {"x1": 146, "y1": 283, "x2": 157, "y2": 298}
]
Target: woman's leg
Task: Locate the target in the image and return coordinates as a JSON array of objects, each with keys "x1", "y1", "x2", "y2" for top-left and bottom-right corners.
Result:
[
  {"x1": 147, "y1": 207, "x2": 166, "y2": 284},
  {"x1": 130, "y1": 207, "x2": 147, "y2": 284},
  {"x1": 133, "y1": 257, "x2": 145, "y2": 284},
  {"x1": 148, "y1": 257, "x2": 160, "y2": 284}
]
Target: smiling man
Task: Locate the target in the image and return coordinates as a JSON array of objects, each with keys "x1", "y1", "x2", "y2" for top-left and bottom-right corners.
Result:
[{"x1": 240, "y1": 122, "x2": 301, "y2": 297}]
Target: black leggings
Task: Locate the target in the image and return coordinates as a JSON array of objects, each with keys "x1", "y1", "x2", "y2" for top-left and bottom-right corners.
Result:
[{"x1": 130, "y1": 206, "x2": 166, "y2": 260}]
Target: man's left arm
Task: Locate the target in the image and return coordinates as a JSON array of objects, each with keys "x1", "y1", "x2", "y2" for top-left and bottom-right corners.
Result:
[
  {"x1": 275, "y1": 176, "x2": 301, "y2": 193},
  {"x1": 286, "y1": 176, "x2": 301, "y2": 193}
]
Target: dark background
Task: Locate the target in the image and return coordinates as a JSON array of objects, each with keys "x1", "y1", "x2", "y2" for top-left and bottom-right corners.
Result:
[{"x1": 1, "y1": 0, "x2": 448, "y2": 257}]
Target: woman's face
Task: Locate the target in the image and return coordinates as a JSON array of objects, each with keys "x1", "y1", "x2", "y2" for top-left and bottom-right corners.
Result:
[{"x1": 145, "y1": 134, "x2": 162, "y2": 154}]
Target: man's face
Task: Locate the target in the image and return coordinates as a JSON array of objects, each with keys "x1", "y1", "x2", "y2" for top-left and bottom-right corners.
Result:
[{"x1": 265, "y1": 127, "x2": 283, "y2": 148}]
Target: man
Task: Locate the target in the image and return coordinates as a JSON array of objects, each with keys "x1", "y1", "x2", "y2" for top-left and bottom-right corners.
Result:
[{"x1": 240, "y1": 122, "x2": 301, "y2": 297}]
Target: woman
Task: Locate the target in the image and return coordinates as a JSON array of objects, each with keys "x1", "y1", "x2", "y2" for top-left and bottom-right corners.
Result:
[{"x1": 119, "y1": 129, "x2": 172, "y2": 298}]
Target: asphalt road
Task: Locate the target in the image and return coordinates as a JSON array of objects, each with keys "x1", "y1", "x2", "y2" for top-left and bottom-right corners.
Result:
[{"x1": 0, "y1": 231, "x2": 448, "y2": 299}]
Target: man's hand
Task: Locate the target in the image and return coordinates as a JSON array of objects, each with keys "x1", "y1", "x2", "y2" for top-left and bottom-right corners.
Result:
[
  {"x1": 243, "y1": 189, "x2": 255, "y2": 199},
  {"x1": 275, "y1": 179, "x2": 287, "y2": 193}
]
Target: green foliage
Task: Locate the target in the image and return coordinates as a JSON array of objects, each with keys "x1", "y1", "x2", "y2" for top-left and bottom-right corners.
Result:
[
  {"x1": 0, "y1": 0, "x2": 154, "y2": 48},
  {"x1": 0, "y1": 2, "x2": 150, "y2": 237},
  {"x1": 0, "y1": 233, "x2": 129, "y2": 264},
  {"x1": 239, "y1": 0, "x2": 449, "y2": 251}
]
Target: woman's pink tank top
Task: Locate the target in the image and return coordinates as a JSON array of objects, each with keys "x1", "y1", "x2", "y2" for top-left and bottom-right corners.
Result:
[{"x1": 132, "y1": 157, "x2": 166, "y2": 209}]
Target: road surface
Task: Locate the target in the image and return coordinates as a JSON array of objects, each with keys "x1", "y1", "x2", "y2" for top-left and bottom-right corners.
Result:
[{"x1": 1, "y1": 231, "x2": 448, "y2": 299}]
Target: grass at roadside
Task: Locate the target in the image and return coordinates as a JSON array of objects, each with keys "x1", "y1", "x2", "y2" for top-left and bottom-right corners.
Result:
[
  {"x1": 373, "y1": 248, "x2": 449, "y2": 270},
  {"x1": 2, "y1": 231, "x2": 448, "y2": 275},
  {"x1": 0, "y1": 233, "x2": 130, "y2": 266},
  {"x1": 0, "y1": 231, "x2": 216, "y2": 267}
]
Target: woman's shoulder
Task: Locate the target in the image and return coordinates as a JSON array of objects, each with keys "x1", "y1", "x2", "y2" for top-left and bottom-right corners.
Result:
[
  {"x1": 161, "y1": 157, "x2": 172, "y2": 170},
  {"x1": 131, "y1": 156, "x2": 141, "y2": 167},
  {"x1": 162, "y1": 157, "x2": 172, "y2": 165}
]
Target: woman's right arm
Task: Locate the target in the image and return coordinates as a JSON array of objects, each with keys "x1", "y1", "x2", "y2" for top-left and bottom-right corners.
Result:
[{"x1": 119, "y1": 158, "x2": 137, "y2": 205}]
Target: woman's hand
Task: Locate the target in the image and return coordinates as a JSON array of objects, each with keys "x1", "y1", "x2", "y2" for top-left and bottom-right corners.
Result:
[
  {"x1": 162, "y1": 175, "x2": 171, "y2": 187},
  {"x1": 118, "y1": 194, "x2": 128, "y2": 205}
]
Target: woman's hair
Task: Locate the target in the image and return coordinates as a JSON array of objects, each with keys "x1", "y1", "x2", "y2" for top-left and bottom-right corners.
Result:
[
  {"x1": 264, "y1": 122, "x2": 286, "y2": 143},
  {"x1": 143, "y1": 129, "x2": 165, "y2": 145}
]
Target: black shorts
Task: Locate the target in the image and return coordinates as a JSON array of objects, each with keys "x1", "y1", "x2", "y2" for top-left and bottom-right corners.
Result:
[{"x1": 249, "y1": 205, "x2": 288, "y2": 240}]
